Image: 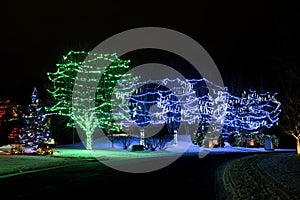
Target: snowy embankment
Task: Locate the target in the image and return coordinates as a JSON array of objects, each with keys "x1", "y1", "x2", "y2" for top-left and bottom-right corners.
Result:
[{"x1": 217, "y1": 152, "x2": 300, "y2": 200}]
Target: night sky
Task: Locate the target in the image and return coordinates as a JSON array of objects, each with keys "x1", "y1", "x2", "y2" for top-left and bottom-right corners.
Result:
[{"x1": 1, "y1": 0, "x2": 298, "y2": 103}]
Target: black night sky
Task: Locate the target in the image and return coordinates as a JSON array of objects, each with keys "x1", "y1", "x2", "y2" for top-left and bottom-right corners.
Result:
[{"x1": 0, "y1": 0, "x2": 299, "y2": 104}]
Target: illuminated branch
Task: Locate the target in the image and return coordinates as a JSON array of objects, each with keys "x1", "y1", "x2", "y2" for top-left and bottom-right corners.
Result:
[
  {"x1": 46, "y1": 50, "x2": 136, "y2": 150},
  {"x1": 46, "y1": 50, "x2": 282, "y2": 150},
  {"x1": 224, "y1": 90, "x2": 281, "y2": 134}
]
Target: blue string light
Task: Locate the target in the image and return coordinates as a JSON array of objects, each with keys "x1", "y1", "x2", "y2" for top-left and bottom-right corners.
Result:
[{"x1": 114, "y1": 77, "x2": 281, "y2": 137}]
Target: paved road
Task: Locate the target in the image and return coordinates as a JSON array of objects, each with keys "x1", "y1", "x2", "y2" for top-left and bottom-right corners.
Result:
[{"x1": 0, "y1": 152, "x2": 255, "y2": 200}]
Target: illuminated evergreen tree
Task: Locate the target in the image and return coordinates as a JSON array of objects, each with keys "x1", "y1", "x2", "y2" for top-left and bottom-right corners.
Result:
[{"x1": 21, "y1": 87, "x2": 52, "y2": 147}]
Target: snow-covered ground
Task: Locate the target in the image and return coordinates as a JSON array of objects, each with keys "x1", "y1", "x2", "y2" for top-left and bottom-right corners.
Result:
[
  {"x1": 0, "y1": 134, "x2": 296, "y2": 159},
  {"x1": 0, "y1": 134, "x2": 295, "y2": 176},
  {"x1": 217, "y1": 152, "x2": 300, "y2": 200},
  {"x1": 0, "y1": 134, "x2": 298, "y2": 199},
  {"x1": 53, "y1": 134, "x2": 296, "y2": 154}
]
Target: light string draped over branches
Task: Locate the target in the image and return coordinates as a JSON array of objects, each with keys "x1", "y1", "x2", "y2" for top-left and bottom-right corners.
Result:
[
  {"x1": 46, "y1": 50, "x2": 281, "y2": 150},
  {"x1": 114, "y1": 77, "x2": 281, "y2": 147},
  {"x1": 224, "y1": 90, "x2": 281, "y2": 133},
  {"x1": 46, "y1": 51, "x2": 137, "y2": 150}
]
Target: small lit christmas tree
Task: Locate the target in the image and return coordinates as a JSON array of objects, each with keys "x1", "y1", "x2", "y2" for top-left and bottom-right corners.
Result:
[{"x1": 21, "y1": 87, "x2": 52, "y2": 147}]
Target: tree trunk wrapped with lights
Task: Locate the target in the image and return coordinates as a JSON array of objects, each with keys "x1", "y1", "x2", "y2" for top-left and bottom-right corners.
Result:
[{"x1": 46, "y1": 51, "x2": 136, "y2": 150}]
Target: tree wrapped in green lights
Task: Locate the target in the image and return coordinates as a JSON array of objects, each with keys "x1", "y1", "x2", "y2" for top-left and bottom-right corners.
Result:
[
  {"x1": 46, "y1": 51, "x2": 88, "y2": 121},
  {"x1": 96, "y1": 56, "x2": 138, "y2": 134},
  {"x1": 46, "y1": 50, "x2": 136, "y2": 150}
]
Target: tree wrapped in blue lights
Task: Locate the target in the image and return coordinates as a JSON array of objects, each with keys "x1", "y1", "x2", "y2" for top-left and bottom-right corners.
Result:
[
  {"x1": 21, "y1": 87, "x2": 52, "y2": 147},
  {"x1": 115, "y1": 78, "x2": 203, "y2": 147},
  {"x1": 224, "y1": 90, "x2": 281, "y2": 134},
  {"x1": 190, "y1": 78, "x2": 228, "y2": 147},
  {"x1": 121, "y1": 78, "x2": 280, "y2": 148},
  {"x1": 115, "y1": 82, "x2": 173, "y2": 146},
  {"x1": 222, "y1": 90, "x2": 281, "y2": 147},
  {"x1": 192, "y1": 88, "x2": 281, "y2": 147},
  {"x1": 112, "y1": 75, "x2": 281, "y2": 149}
]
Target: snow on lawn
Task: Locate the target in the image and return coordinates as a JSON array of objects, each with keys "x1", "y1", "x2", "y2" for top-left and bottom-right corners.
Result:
[
  {"x1": 1, "y1": 134, "x2": 297, "y2": 199},
  {"x1": 51, "y1": 134, "x2": 295, "y2": 158},
  {"x1": 1, "y1": 134, "x2": 296, "y2": 161},
  {"x1": 0, "y1": 134, "x2": 296, "y2": 177}
]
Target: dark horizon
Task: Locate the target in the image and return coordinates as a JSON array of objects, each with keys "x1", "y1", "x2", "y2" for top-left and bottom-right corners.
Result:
[{"x1": 1, "y1": 1, "x2": 298, "y2": 103}]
